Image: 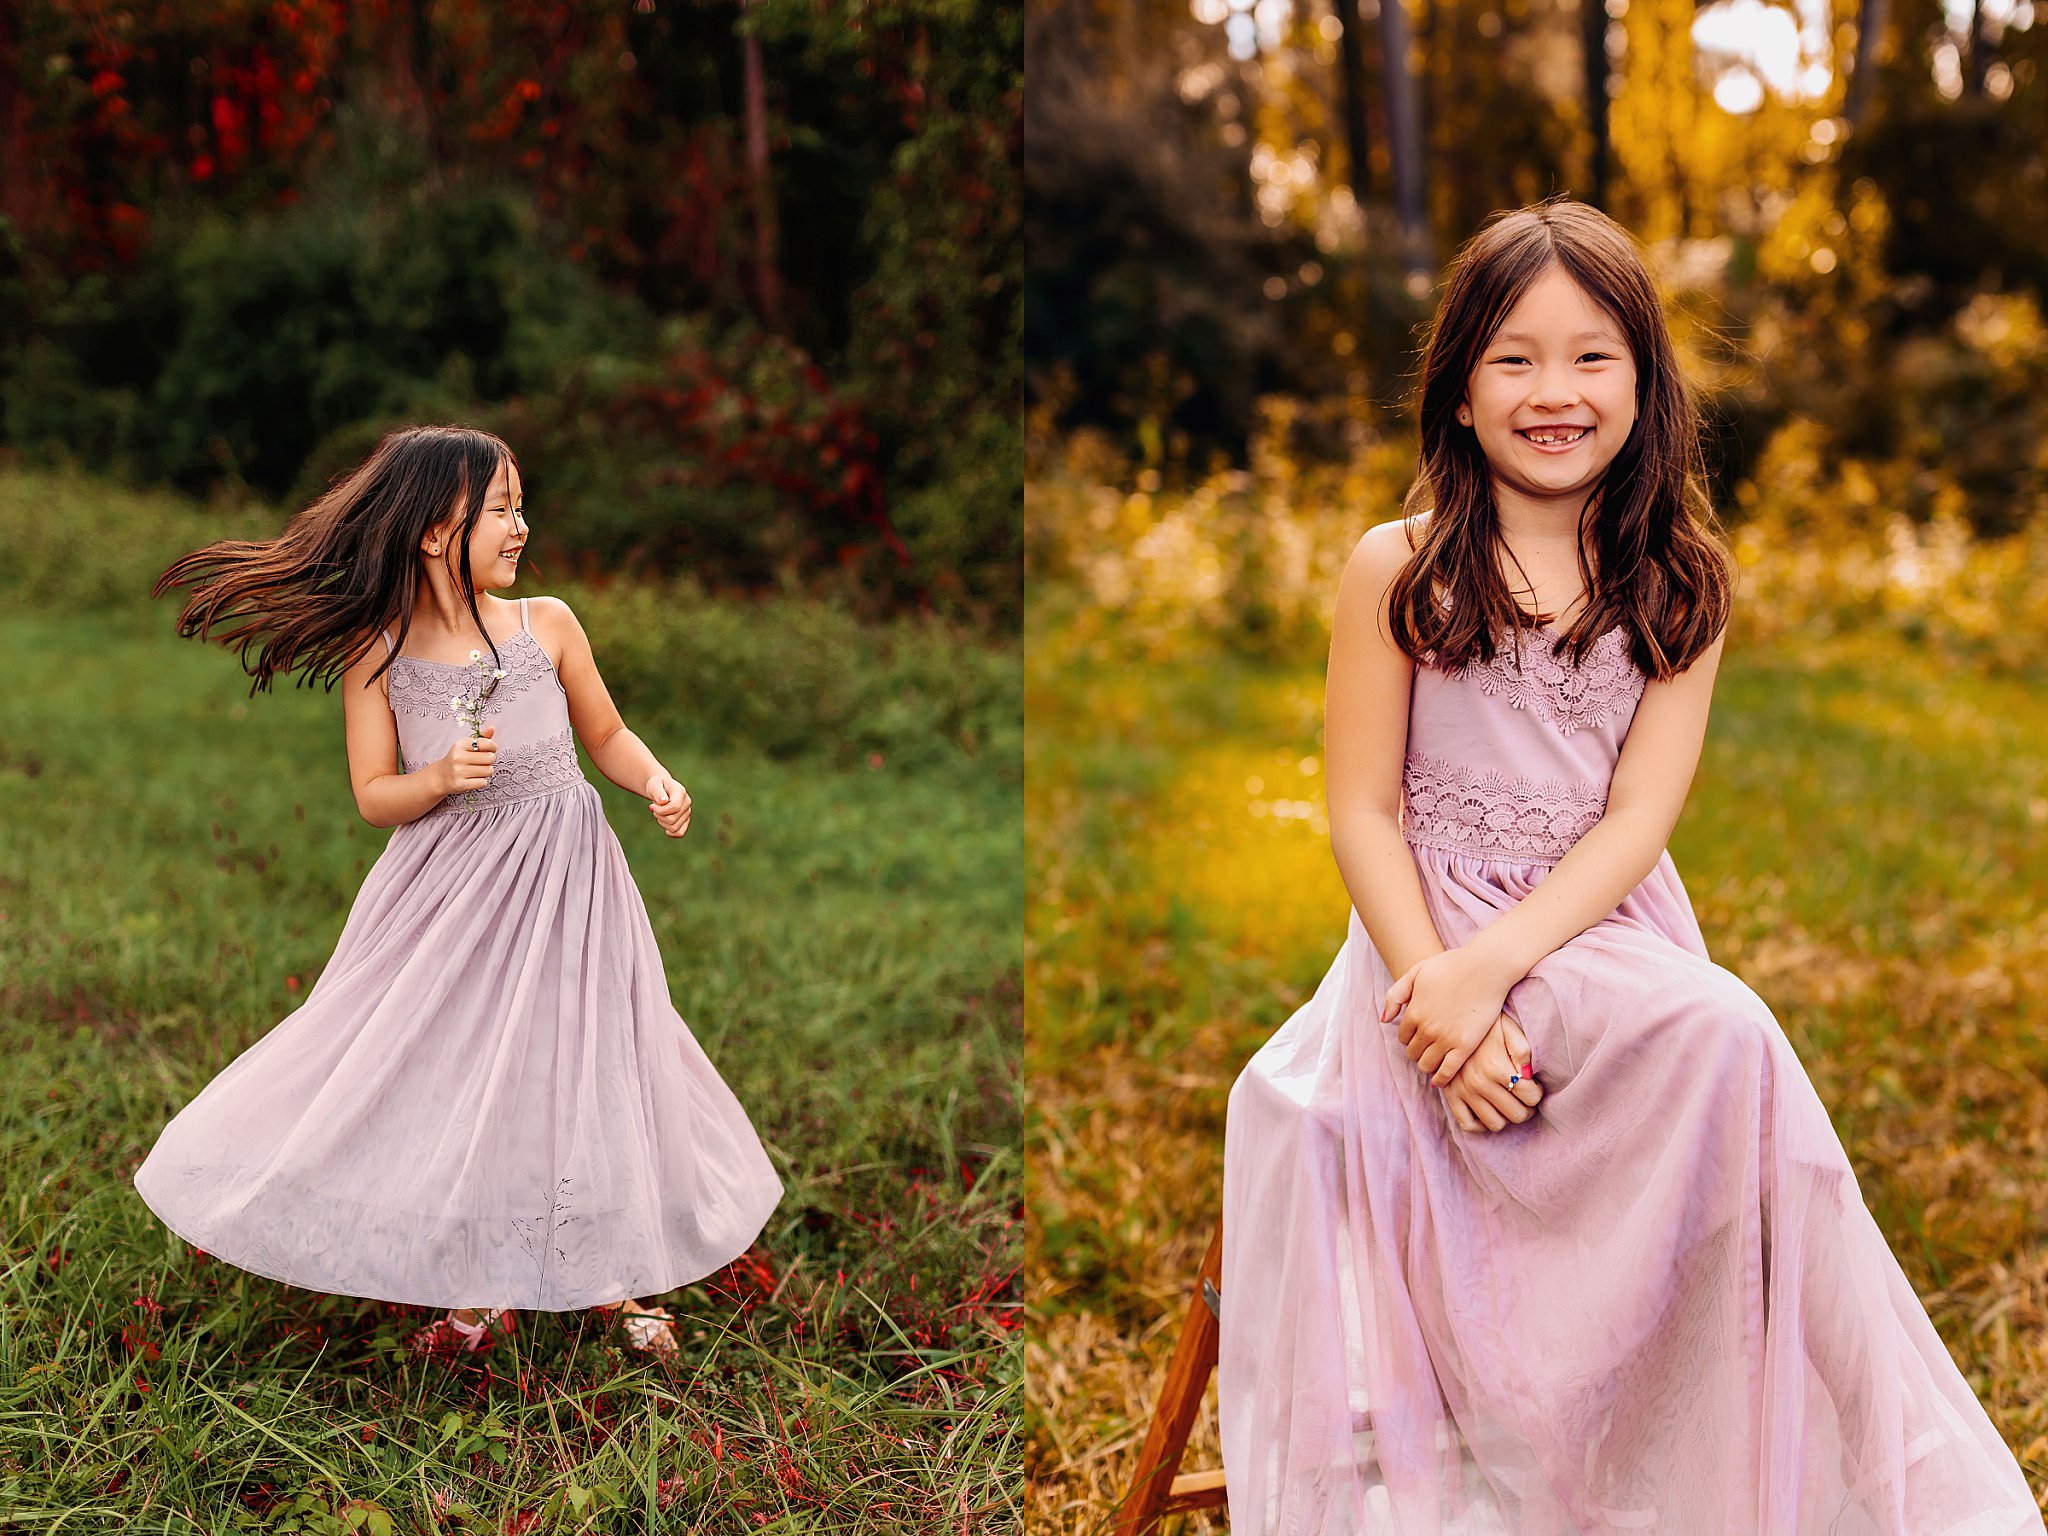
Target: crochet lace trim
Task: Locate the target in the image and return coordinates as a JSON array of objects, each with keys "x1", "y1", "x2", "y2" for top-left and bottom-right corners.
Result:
[
  {"x1": 404, "y1": 725, "x2": 585, "y2": 819},
  {"x1": 384, "y1": 627, "x2": 566, "y2": 719},
  {"x1": 1433, "y1": 625, "x2": 1645, "y2": 738},
  {"x1": 1401, "y1": 750, "x2": 1608, "y2": 864}
]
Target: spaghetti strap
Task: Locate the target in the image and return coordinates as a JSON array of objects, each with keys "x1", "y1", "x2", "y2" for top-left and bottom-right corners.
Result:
[
  {"x1": 519, "y1": 597, "x2": 529, "y2": 633},
  {"x1": 378, "y1": 627, "x2": 394, "y2": 657}
]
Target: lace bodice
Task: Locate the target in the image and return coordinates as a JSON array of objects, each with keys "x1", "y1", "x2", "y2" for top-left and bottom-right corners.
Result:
[
  {"x1": 379, "y1": 598, "x2": 588, "y2": 821},
  {"x1": 1402, "y1": 623, "x2": 1645, "y2": 864}
]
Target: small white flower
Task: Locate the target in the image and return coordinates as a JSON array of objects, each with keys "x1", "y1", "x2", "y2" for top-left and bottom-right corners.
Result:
[
  {"x1": 468, "y1": 648, "x2": 482, "y2": 662},
  {"x1": 450, "y1": 695, "x2": 462, "y2": 708},
  {"x1": 492, "y1": 668, "x2": 506, "y2": 679}
]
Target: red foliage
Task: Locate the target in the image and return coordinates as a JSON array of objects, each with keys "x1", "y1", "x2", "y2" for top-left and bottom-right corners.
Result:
[
  {"x1": 7, "y1": 2, "x2": 345, "y2": 269},
  {"x1": 701, "y1": 1244, "x2": 780, "y2": 1317}
]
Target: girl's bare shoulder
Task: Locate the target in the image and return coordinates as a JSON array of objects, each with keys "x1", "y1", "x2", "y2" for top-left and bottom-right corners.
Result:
[
  {"x1": 1348, "y1": 511, "x2": 1430, "y2": 582},
  {"x1": 522, "y1": 594, "x2": 590, "y2": 677},
  {"x1": 340, "y1": 623, "x2": 395, "y2": 698}
]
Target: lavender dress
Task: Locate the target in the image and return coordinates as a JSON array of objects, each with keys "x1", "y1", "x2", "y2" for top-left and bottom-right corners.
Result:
[
  {"x1": 1218, "y1": 622, "x2": 2041, "y2": 1534},
  {"x1": 135, "y1": 596, "x2": 783, "y2": 1310}
]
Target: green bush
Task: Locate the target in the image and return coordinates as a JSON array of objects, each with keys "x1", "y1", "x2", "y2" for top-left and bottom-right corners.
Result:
[
  {"x1": 0, "y1": 465, "x2": 1019, "y2": 778},
  {"x1": 2, "y1": 185, "x2": 651, "y2": 499}
]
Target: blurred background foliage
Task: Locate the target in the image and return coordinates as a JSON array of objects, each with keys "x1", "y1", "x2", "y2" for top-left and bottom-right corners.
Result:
[
  {"x1": 1026, "y1": 0, "x2": 2048, "y2": 557},
  {"x1": 0, "y1": 0, "x2": 1021, "y2": 625},
  {"x1": 1025, "y1": 0, "x2": 2048, "y2": 1528}
]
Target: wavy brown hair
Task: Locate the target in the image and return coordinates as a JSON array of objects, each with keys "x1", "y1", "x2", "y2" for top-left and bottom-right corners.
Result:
[
  {"x1": 152, "y1": 424, "x2": 539, "y2": 697},
  {"x1": 1386, "y1": 198, "x2": 1732, "y2": 681}
]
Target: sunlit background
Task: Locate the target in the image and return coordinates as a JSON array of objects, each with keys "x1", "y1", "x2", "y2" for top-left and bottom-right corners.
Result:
[{"x1": 1025, "y1": 0, "x2": 2048, "y2": 1529}]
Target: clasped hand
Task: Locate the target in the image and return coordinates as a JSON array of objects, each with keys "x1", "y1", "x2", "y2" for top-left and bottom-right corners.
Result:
[{"x1": 1382, "y1": 948, "x2": 1543, "y2": 1133}]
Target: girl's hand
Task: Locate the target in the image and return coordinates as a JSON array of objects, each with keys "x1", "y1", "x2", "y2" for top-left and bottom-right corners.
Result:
[
  {"x1": 646, "y1": 772, "x2": 692, "y2": 838},
  {"x1": 1441, "y1": 1013, "x2": 1543, "y2": 1133},
  {"x1": 1381, "y1": 947, "x2": 1514, "y2": 1087},
  {"x1": 438, "y1": 723, "x2": 496, "y2": 796}
]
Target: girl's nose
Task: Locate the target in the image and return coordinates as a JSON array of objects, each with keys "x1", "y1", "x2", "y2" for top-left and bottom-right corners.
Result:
[{"x1": 1529, "y1": 368, "x2": 1583, "y2": 409}]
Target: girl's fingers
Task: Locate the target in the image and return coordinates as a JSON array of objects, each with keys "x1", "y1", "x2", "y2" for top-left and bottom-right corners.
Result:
[
  {"x1": 1379, "y1": 963, "x2": 1420, "y2": 1022},
  {"x1": 1443, "y1": 1086, "x2": 1479, "y2": 1133},
  {"x1": 1473, "y1": 1096, "x2": 1507, "y2": 1132},
  {"x1": 1478, "y1": 1077, "x2": 1531, "y2": 1125},
  {"x1": 1429, "y1": 1046, "x2": 1465, "y2": 1087}
]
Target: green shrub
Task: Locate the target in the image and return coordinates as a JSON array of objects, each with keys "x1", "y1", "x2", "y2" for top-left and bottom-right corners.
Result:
[
  {"x1": 0, "y1": 465, "x2": 1019, "y2": 777},
  {"x1": 3, "y1": 185, "x2": 652, "y2": 499}
]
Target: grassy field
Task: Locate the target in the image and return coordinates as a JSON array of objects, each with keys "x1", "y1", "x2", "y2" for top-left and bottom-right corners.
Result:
[
  {"x1": 0, "y1": 470, "x2": 1023, "y2": 1533},
  {"x1": 1025, "y1": 578, "x2": 2048, "y2": 1534}
]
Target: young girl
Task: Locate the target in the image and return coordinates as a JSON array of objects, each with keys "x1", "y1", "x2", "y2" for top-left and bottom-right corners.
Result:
[
  {"x1": 134, "y1": 423, "x2": 784, "y2": 1359},
  {"x1": 1216, "y1": 203, "x2": 2043, "y2": 1533}
]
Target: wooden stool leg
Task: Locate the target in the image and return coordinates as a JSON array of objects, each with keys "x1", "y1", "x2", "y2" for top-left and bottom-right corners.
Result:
[{"x1": 1113, "y1": 1213, "x2": 1229, "y2": 1535}]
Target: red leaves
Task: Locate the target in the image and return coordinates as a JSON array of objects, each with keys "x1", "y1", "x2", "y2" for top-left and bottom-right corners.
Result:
[
  {"x1": 598, "y1": 340, "x2": 910, "y2": 572},
  {"x1": 703, "y1": 1246, "x2": 779, "y2": 1317}
]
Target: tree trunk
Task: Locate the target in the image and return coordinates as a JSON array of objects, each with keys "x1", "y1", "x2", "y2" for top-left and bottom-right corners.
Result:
[
  {"x1": 0, "y1": 3, "x2": 45, "y2": 235},
  {"x1": 1845, "y1": 0, "x2": 1888, "y2": 128},
  {"x1": 1581, "y1": 0, "x2": 1610, "y2": 206},
  {"x1": 1335, "y1": 0, "x2": 1374, "y2": 205},
  {"x1": 741, "y1": 1, "x2": 783, "y2": 329},
  {"x1": 1379, "y1": 0, "x2": 1428, "y2": 269}
]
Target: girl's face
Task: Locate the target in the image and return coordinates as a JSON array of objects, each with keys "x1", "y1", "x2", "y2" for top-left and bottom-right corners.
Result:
[
  {"x1": 426, "y1": 458, "x2": 527, "y2": 590},
  {"x1": 1458, "y1": 264, "x2": 1637, "y2": 510}
]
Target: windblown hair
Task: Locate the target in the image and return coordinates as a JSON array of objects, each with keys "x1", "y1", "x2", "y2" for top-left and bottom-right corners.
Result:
[
  {"x1": 153, "y1": 424, "x2": 538, "y2": 697},
  {"x1": 1386, "y1": 197, "x2": 1733, "y2": 681}
]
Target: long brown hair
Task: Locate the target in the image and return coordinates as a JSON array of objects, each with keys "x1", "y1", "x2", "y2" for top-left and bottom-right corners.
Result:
[
  {"x1": 1386, "y1": 198, "x2": 1732, "y2": 680},
  {"x1": 153, "y1": 424, "x2": 536, "y2": 697}
]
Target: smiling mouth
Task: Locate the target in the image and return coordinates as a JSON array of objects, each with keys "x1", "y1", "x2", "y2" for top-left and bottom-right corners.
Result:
[{"x1": 1518, "y1": 425, "x2": 1591, "y2": 448}]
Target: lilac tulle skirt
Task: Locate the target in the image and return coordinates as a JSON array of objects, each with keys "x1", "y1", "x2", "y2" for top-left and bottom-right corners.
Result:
[
  {"x1": 1219, "y1": 843, "x2": 2042, "y2": 1534},
  {"x1": 136, "y1": 780, "x2": 783, "y2": 1310}
]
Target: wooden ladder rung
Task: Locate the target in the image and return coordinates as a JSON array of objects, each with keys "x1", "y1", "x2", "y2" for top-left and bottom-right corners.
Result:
[
  {"x1": 1111, "y1": 1214, "x2": 1228, "y2": 1534},
  {"x1": 1164, "y1": 1465, "x2": 1229, "y2": 1511}
]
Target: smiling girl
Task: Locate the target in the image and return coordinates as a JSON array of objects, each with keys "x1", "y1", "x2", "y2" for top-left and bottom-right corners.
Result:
[
  {"x1": 1215, "y1": 203, "x2": 2042, "y2": 1533},
  {"x1": 134, "y1": 424, "x2": 783, "y2": 1360}
]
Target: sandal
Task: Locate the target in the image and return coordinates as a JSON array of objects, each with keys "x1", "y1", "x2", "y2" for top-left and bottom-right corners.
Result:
[
  {"x1": 411, "y1": 1306, "x2": 515, "y2": 1356},
  {"x1": 448, "y1": 1307, "x2": 514, "y2": 1352},
  {"x1": 617, "y1": 1304, "x2": 681, "y2": 1361}
]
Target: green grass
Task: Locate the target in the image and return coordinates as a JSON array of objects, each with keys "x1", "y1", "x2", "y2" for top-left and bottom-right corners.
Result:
[
  {"x1": 1025, "y1": 583, "x2": 2048, "y2": 1530},
  {"x1": 0, "y1": 472, "x2": 1023, "y2": 1533}
]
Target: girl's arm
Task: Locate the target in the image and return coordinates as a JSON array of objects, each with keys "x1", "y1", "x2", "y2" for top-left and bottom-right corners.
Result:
[
  {"x1": 1387, "y1": 622, "x2": 1728, "y2": 1084},
  {"x1": 1326, "y1": 518, "x2": 1543, "y2": 1128},
  {"x1": 1324, "y1": 519, "x2": 1451, "y2": 979},
  {"x1": 342, "y1": 643, "x2": 451, "y2": 828},
  {"x1": 536, "y1": 597, "x2": 691, "y2": 831},
  {"x1": 1454, "y1": 625, "x2": 1726, "y2": 992}
]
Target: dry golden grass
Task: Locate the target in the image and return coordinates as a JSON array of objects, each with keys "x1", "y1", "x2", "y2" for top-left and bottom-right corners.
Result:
[{"x1": 1025, "y1": 545, "x2": 2048, "y2": 1531}]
